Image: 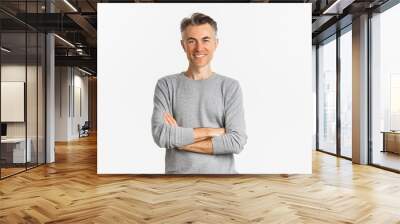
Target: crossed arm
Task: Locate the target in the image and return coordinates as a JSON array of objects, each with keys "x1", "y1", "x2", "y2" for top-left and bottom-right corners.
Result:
[
  {"x1": 151, "y1": 78, "x2": 247, "y2": 155},
  {"x1": 163, "y1": 113, "x2": 223, "y2": 155}
]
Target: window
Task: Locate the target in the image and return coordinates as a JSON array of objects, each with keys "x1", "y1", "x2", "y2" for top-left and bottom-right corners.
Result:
[
  {"x1": 318, "y1": 36, "x2": 337, "y2": 154},
  {"x1": 340, "y1": 28, "x2": 352, "y2": 158},
  {"x1": 371, "y1": 3, "x2": 400, "y2": 171}
]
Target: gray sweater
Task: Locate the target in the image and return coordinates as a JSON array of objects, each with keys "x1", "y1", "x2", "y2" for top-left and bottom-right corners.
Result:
[{"x1": 151, "y1": 72, "x2": 247, "y2": 174}]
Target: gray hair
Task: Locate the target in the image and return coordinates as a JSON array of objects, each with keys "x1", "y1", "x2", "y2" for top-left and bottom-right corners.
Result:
[{"x1": 180, "y1": 12, "x2": 218, "y2": 34}]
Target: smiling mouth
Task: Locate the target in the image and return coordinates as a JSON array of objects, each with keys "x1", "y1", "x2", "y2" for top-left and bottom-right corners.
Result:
[{"x1": 193, "y1": 53, "x2": 207, "y2": 58}]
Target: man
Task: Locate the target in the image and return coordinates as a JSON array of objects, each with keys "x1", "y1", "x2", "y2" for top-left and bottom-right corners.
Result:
[{"x1": 151, "y1": 12, "x2": 247, "y2": 174}]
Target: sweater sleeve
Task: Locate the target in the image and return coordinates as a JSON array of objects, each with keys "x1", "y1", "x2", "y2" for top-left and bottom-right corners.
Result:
[
  {"x1": 212, "y1": 80, "x2": 247, "y2": 154},
  {"x1": 151, "y1": 79, "x2": 194, "y2": 149}
]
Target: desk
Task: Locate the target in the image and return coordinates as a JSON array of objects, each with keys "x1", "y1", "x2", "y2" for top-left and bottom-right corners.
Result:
[
  {"x1": 1, "y1": 138, "x2": 31, "y2": 163},
  {"x1": 381, "y1": 131, "x2": 400, "y2": 154}
]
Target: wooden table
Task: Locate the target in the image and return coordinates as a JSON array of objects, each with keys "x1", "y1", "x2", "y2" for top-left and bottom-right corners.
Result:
[
  {"x1": 381, "y1": 131, "x2": 400, "y2": 154},
  {"x1": 1, "y1": 138, "x2": 32, "y2": 164}
]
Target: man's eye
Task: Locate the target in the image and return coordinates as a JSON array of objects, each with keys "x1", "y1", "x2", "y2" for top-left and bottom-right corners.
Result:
[{"x1": 188, "y1": 40, "x2": 195, "y2": 44}]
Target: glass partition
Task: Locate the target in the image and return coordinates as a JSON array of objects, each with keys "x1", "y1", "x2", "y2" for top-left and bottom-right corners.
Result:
[
  {"x1": 339, "y1": 28, "x2": 352, "y2": 158},
  {"x1": 0, "y1": 1, "x2": 46, "y2": 179},
  {"x1": 317, "y1": 36, "x2": 337, "y2": 155},
  {"x1": 371, "y1": 3, "x2": 400, "y2": 171},
  {"x1": 27, "y1": 31, "x2": 38, "y2": 169},
  {"x1": 38, "y1": 32, "x2": 45, "y2": 165},
  {"x1": 1, "y1": 31, "x2": 28, "y2": 177}
]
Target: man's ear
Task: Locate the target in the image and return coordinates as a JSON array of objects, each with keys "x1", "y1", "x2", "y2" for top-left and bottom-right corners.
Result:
[
  {"x1": 180, "y1": 40, "x2": 186, "y2": 52},
  {"x1": 215, "y1": 38, "x2": 219, "y2": 48}
]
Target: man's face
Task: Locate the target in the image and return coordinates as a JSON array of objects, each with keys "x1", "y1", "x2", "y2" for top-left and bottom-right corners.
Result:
[{"x1": 181, "y1": 24, "x2": 218, "y2": 69}]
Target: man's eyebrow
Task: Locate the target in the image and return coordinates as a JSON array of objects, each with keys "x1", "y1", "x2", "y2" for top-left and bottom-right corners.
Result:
[{"x1": 185, "y1": 36, "x2": 211, "y2": 41}]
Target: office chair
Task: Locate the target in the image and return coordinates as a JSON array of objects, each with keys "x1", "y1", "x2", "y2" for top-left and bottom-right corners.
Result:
[{"x1": 79, "y1": 121, "x2": 90, "y2": 138}]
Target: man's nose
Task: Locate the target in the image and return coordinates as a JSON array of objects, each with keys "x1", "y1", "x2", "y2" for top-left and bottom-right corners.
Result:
[{"x1": 194, "y1": 42, "x2": 203, "y2": 51}]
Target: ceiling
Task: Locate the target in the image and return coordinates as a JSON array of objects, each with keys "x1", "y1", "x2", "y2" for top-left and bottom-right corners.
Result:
[{"x1": 0, "y1": 0, "x2": 394, "y2": 75}]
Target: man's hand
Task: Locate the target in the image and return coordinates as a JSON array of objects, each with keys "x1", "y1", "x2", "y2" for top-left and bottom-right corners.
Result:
[
  {"x1": 193, "y1": 127, "x2": 224, "y2": 141},
  {"x1": 179, "y1": 128, "x2": 225, "y2": 154},
  {"x1": 164, "y1": 113, "x2": 177, "y2": 127},
  {"x1": 163, "y1": 112, "x2": 225, "y2": 153},
  {"x1": 178, "y1": 139, "x2": 213, "y2": 154},
  {"x1": 164, "y1": 113, "x2": 225, "y2": 138}
]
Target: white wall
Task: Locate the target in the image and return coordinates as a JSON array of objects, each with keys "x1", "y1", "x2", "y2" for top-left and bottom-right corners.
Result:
[
  {"x1": 98, "y1": 3, "x2": 312, "y2": 174},
  {"x1": 55, "y1": 67, "x2": 89, "y2": 141},
  {"x1": 55, "y1": 66, "x2": 69, "y2": 141},
  {"x1": 73, "y1": 73, "x2": 89, "y2": 136}
]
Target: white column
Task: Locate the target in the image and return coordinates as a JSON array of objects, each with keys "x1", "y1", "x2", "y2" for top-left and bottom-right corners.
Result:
[
  {"x1": 46, "y1": 33, "x2": 55, "y2": 163},
  {"x1": 46, "y1": 1, "x2": 55, "y2": 163},
  {"x1": 352, "y1": 14, "x2": 369, "y2": 164}
]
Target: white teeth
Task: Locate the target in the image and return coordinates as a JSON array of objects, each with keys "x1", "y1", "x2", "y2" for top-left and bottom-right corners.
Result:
[{"x1": 194, "y1": 54, "x2": 205, "y2": 58}]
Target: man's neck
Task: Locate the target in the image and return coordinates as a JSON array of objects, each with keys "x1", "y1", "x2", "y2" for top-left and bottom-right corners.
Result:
[{"x1": 185, "y1": 65, "x2": 213, "y2": 80}]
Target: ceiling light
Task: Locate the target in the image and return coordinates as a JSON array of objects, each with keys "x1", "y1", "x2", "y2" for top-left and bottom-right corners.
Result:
[
  {"x1": 322, "y1": 0, "x2": 355, "y2": 14},
  {"x1": 54, "y1": 34, "x2": 75, "y2": 48},
  {"x1": 63, "y1": 0, "x2": 78, "y2": 12},
  {"x1": 1, "y1": 47, "x2": 11, "y2": 53},
  {"x1": 76, "y1": 48, "x2": 84, "y2": 55},
  {"x1": 78, "y1": 67, "x2": 93, "y2": 76}
]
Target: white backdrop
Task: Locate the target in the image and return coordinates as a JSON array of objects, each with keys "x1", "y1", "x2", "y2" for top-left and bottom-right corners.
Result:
[{"x1": 98, "y1": 3, "x2": 312, "y2": 174}]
